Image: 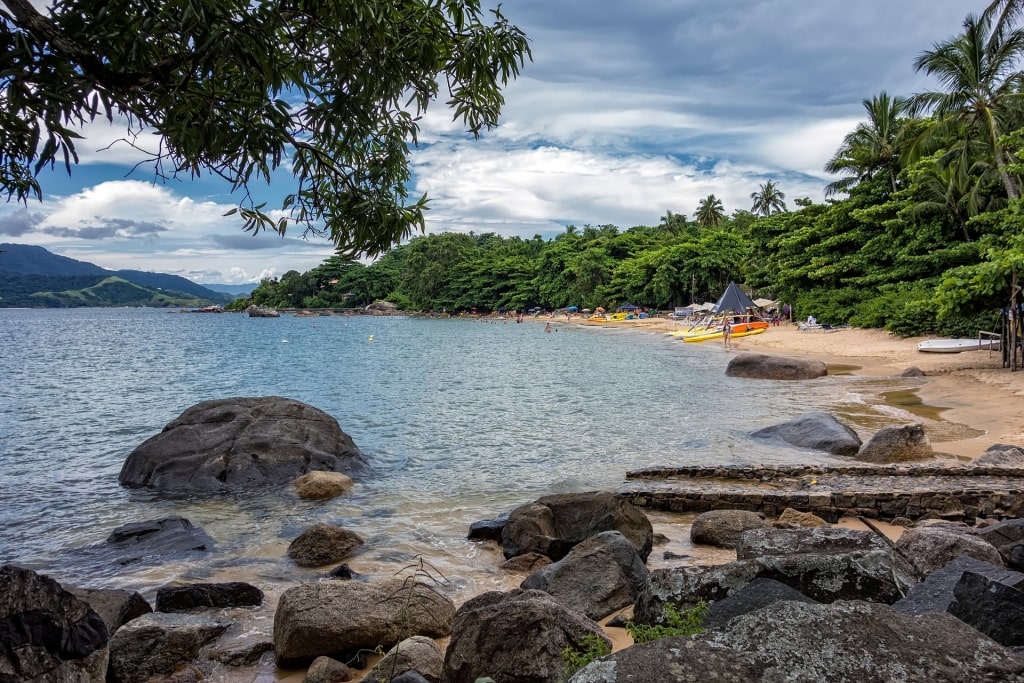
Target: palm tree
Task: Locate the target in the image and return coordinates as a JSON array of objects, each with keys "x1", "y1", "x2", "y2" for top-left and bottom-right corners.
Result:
[
  {"x1": 824, "y1": 92, "x2": 912, "y2": 196},
  {"x1": 750, "y1": 180, "x2": 787, "y2": 216},
  {"x1": 694, "y1": 195, "x2": 726, "y2": 229},
  {"x1": 905, "y1": 157, "x2": 986, "y2": 242},
  {"x1": 657, "y1": 210, "x2": 688, "y2": 237},
  {"x1": 911, "y1": 13, "x2": 1024, "y2": 200}
]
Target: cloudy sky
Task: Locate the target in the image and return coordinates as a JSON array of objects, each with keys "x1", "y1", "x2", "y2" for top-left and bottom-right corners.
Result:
[{"x1": 0, "y1": 0, "x2": 987, "y2": 285}]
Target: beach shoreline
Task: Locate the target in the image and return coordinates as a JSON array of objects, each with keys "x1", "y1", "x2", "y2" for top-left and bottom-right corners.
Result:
[{"x1": 546, "y1": 315, "x2": 1024, "y2": 458}]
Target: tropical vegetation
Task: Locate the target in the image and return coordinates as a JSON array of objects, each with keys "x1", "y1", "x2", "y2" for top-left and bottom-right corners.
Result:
[
  {"x1": 241, "y1": 2, "x2": 1024, "y2": 338},
  {"x1": 0, "y1": 0, "x2": 531, "y2": 257}
]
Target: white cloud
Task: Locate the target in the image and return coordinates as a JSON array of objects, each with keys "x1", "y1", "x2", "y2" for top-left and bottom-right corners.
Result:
[
  {"x1": 6, "y1": 181, "x2": 334, "y2": 283},
  {"x1": 1, "y1": 0, "x2": 987, "y2": 283}
]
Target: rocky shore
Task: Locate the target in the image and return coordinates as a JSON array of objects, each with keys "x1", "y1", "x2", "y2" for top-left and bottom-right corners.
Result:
[{"x1": 7, "y1": 389, "x2": 1024, "y2": 682}]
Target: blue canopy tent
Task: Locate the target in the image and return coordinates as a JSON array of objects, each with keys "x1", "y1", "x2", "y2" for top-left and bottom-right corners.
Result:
[
  {"x1": 616, "y1": 303, "x2": 641, "y2": 311},
  {"x1": 567, "y1": 306, "x2": 579, "y2": 312}
]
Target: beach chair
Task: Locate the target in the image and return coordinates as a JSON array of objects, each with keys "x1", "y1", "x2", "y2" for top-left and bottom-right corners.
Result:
[{"x1": 797, "y1": 321, "x2": 822, "y2": 331}]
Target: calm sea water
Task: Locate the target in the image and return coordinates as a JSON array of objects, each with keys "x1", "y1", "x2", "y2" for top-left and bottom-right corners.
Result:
[{"x1": 0, "y1": 308, "x2": 932, "y2": 639}]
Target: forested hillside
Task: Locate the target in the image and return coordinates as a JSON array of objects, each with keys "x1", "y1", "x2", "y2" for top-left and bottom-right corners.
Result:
[{"x1": 0, "y1": 244, "x2": 234, "y2": 307}]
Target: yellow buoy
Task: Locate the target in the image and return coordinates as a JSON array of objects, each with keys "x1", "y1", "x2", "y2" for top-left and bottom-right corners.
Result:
[{"x1": 368, "y1": 335, "x2": 374, "y2": 342}]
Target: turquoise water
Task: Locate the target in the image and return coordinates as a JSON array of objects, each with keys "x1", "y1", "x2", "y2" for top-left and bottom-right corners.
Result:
[{"x1": 0, "y1": 308, "x2": 919, "y2": 603}]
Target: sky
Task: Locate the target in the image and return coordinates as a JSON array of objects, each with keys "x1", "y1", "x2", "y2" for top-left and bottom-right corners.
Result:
[{"x1": 0, "y1": 0, "x2": 990, "y2": 285}]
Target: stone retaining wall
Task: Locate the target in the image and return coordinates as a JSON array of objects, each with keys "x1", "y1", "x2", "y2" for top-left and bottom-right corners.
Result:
[{"x1": 619, "y1": 464, "x2": 1024, "y2": 523}]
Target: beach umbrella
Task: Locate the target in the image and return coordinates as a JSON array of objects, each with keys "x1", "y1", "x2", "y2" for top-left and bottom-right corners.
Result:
[
  {"x1": 567, "y1": 306, "x2": 579, "y2": 311},
  {"x1": 595, "y1": 307, "x2": 606, "y2": 313},
  {"x1": 617, "y1": 303, "x2": 640, "y2": 311}
]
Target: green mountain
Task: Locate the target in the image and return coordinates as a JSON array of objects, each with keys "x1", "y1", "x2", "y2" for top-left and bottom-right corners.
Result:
[{"x1": 0, "y1": 243, "x2": 236, "y2": 308}]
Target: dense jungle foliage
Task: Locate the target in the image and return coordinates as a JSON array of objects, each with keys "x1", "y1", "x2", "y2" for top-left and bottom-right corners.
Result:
[{"x1": 242, "y1": 3, "x2": 1024, "y2": 338}]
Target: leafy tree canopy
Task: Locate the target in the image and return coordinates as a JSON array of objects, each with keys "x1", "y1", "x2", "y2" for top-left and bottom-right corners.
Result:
[{"x1": 0, "y1": 0, "x2": 531, "y2": 257}]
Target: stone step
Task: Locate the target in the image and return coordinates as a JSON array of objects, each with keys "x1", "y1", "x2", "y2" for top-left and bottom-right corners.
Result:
[{"x1": 618, "y1": 464, "x2": 1024, "y2": 523}]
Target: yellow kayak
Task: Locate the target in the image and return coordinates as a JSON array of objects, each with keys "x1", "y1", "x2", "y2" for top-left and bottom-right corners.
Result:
[{"x1": 683, "y1": 326, "x2": 768, "y2": 343}]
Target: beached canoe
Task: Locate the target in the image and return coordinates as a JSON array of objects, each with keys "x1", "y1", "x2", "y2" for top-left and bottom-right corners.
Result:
[
  {"x1": 682, "y1": 325, "x2": 768, "y2": 343},
  {"x1": 917, "y1": 338, "x2": 1000, "y2": 353}
]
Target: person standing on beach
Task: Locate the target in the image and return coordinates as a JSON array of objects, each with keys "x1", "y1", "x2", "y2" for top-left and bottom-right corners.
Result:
[{"x1": 723, "y1": 320, "x2": 732, "y2": 350}]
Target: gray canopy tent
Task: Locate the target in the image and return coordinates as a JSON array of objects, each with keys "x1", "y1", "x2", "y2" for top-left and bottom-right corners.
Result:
[{"x1": 712, "y1": 281, "x2": 757, "y2": 314}]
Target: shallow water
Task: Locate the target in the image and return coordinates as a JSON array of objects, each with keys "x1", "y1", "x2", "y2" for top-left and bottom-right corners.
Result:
[{"x1": 0, "y1": 308, "x2": 957, "y2": 675}]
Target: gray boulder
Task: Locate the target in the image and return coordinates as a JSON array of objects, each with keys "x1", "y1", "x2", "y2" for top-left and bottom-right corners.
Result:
[
  {"x1": 857, "y1": 423, "x2": 933, "y2": 463},
  {"x1": 950, "y1": 571, "x2": 1024, "y2": 647},
  {"x1": 441, "y1": 589, "x2": 608, "y2": 683},
  {"x1": 106, "y1": 612, "x2": 230, "y2": 683},
  {"x1": 704, "y1": 577, "x2": 818, "y2": 629},
  {"x1": 206, "y1": 635, "x2": 275, "y2": 667},
  {"x1": 246, "y1": 304, "x2": 280, "y2": 317},
  {"x1": 976, "y1": 518, "x2": 1024, "y2": 571},
  {"x1": 68, "y1": 586, "x2": 152, "y2": 635},
  {"x1": 690, "y1": 509, "x2": 765, "y2": 549},
  {"x1": 635, "y1": 529, "x2": 917, "y2": 624},
  {"x1": 155, "y1": 582, "x2": 263, "y2": 612},
  {"x1": 894, "y1": 555, "x2": 1024, "y2": 615},
  {"x1": 303, "y1": 655, "x2": 352, "y2": 682},
  {"x1": 501, "y1": 491, "x2": 653, "y2": 562},
  {"x1": 698, "y1": 600, "x2": 1024, "y2": 682},
  {"x1": 895, "y1": 525, "x2": 1003, "y2": 575},
  {"x1": 572, "y1": 600, "x2": 1024, "y2": 682},
  {"x1": 287, "y1": 523, "x2": 365, "y2": 568},
  {"x1": 74, "y1": 516, "x2": 214, "y2": 569},
  {"x1": 500, "y1": 553, "x2": 552, "y2": 573},
  {"x1": 775, "y1": 508, "x2": 829, "y2": 528},
  {"x1": 119, "y1": 396, "x2": 366, "y2": 492},
  {"x1": 273, "y1": 579, "x2": 455, "y2": 667},
  {"x1": 567, "y1": 637, "x2": 767, "y2": 682},
  {"x1": 467, "y1": 514, "x2": 507, "y2": 542},
  {"x1": 974, "y1": 443, "x2": 1024, "y2": 466},
  {"x1": 735, "y1": 526, "x2": 886, "y2": 560},
  {"x1": 725, "y1": 353, "x2": 828, "y2": 380},
  {"x1": 751, "y1": 411, "x2": 861, "y2": 455},
  {"x1": 362, "y1": 635, "x2": 443, "y2": 683},
  {"x1": 0, "y1": 565, "x2": 109, "y2": 682},
  {"x1": 520, "y1": 530, "x2": 649, "y2": 621}
]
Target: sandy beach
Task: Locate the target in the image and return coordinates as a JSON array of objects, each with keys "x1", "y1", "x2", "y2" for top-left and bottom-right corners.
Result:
[{"x1": 560, "y1": 316, "x2": 1024, "y2": 458}]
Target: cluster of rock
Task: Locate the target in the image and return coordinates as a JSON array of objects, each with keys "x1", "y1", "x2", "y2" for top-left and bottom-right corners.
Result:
[
  {"x1": 12, "y1": 387, "x2": 1024, "y2": 681},
  {"x1": 245, "y1": 304, "x2": 280, "y2": 317},
  {"x1": 10, "y1": 484, "x2": 1024, "y2": 681}
]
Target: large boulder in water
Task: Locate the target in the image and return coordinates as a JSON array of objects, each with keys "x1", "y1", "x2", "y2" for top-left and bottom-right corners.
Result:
[
  {"x1": 751, "y1": 411, "x2": 862, "y2": 455},
  {"x1": 118, "y1": 396, "x2": 366, "y2": 492},
  {"x1": 725, "y1": 353, "x2": 828, "y2": 380}
]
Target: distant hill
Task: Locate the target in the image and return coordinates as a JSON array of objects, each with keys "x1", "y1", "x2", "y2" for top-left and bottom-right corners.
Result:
[
  {"x1": 0, "y1": 243, "x2": 238, "y2": 307},
  {"x1": 0, "y1": 243, "x2": 108, "y2": 276},
  {"x1": 204, "y1": 283, "x2": 254, "y2": 297}
]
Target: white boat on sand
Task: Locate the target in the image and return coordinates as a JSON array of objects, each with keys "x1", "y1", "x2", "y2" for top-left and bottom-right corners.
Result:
[{"x1": 917, "y1": 338, "x2": 1000, "y2": 353}]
